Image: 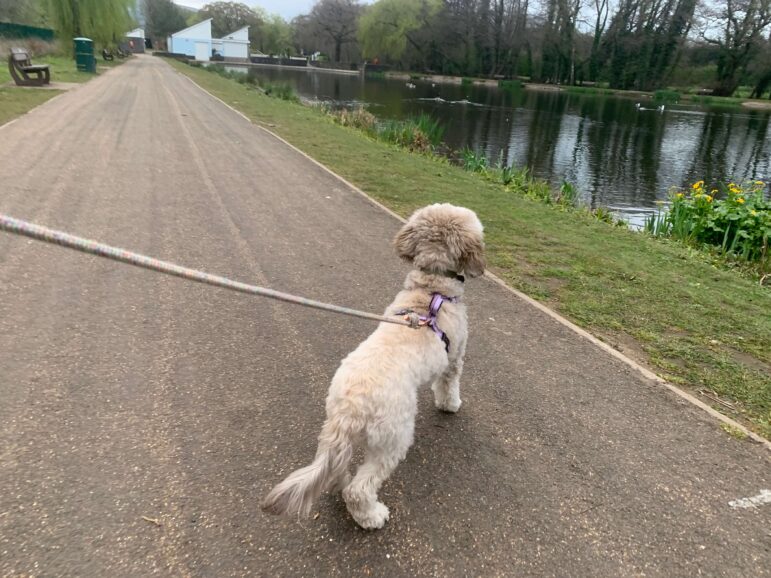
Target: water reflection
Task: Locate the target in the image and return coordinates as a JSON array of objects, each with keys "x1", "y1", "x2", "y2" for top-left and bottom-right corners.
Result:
[{"x1": 241, "y1": 66, "x2": 770, "y2": 221}]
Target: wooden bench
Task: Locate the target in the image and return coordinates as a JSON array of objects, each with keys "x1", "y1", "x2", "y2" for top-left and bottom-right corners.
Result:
[{"x1": 8, "y1": 48, "x2": 50, "y2": 86}]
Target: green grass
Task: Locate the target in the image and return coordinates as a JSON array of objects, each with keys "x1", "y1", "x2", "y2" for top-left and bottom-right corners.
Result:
[
  {"x1": 564, "y1": 86, "x2": 615, "y2": 96},
  {"x1": 0, "y1": 54, "x2": 127, "y2": 126},
  {"x1": 687, "y1": 95, "x2": 744, "y2": 107},
  {"x1": 170, "y1": 59, "x2": 771, "y2": 439},
  {"x1": 0, "y1": 86, "x2": 62, "y2": 125},
  {"x1": 0, "y1": 54, "x2": 111, "y2": 85}
]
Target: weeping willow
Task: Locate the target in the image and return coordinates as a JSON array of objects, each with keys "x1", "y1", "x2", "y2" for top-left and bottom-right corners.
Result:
[{"x1": 46, "y1": 0, "x2": 135, "y2": 50}]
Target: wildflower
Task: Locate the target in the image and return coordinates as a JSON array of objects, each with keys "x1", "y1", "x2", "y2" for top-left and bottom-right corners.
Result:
[
  {"x1": 706, "y1": 195, "x2": 713, "y2": 202},
  {"x1": 675, "y1": 192, "x2": 684, "y2": 199},
  {"x1": 755, "y1": 181, "x2": 765, "y2": 186},
  {"x1": 751, "y1": 210, "x2": 757, "y2": 216},
  {"x1": 692, "y1": 180, "x2": 704, "y2": 190},
  {"x1": 711, "y1": 189, "x2": 718, "y2": 194},
  {"x1": 736, "y1": 197, "x2": 745, "y2": 204}
]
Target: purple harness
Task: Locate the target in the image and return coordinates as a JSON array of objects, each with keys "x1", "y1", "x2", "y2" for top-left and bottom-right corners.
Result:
[{"x1": 397, "y1": 293, "x2": 459, "y2": 353}]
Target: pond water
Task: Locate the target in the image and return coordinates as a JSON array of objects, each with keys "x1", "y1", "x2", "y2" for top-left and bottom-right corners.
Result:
[{"x1": 239, "y1": 66, "x2": 771, "y2": 225}]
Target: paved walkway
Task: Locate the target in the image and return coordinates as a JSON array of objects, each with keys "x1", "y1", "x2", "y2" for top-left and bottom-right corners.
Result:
[{"x1": 0, "y1": 55, "x2": 768, "y2": 577}]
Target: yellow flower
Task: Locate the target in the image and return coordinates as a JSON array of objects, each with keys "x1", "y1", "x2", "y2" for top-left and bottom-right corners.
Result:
[
  {"x1": 675, "y1": 192, "x2": 684, "y2": 199},
  {"x1": 706, "y1": 195, "x2": 713, "y2": 202},
  {"x1": 751, "y1": 210, "x2": 757, "y2": 216},
  {"x1": 692, "y1": 180, "x2": 704, "y2": 190},
  {"x1": 711, "y1": 189, "x2": 718, "y2": 194},
  {"x1": 755, "y1": 181, "x2": 765, "y2": 186},
  {"x1": 736, "y1": 197, "x2": 745, "y2": 204}
]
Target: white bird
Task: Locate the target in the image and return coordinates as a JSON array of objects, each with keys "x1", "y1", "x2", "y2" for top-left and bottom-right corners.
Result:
[
  {"x1": 658, "y1": 104, "x2": 665, "y2": 112},
  {"x1": 635, "y1": 102, "x2": 641, "y2": 109},
  {"x1": 406, "y1": 82, "x2": 416, "y2": 89}
]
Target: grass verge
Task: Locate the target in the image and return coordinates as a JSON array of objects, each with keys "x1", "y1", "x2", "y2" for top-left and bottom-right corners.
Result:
[
  {"x1": 0, "y1": 54, "x2": 126, "y2": 127},
  {"x1": 169, "y1": 59, "x2": 771, "y2": 439}
]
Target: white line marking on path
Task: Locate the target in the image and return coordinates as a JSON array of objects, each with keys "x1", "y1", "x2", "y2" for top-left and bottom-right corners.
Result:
[{"x1": 729, "y1": 489, "x2": 771, "y2": 509}]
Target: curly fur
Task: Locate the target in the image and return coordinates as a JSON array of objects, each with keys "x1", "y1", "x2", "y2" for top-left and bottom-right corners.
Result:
[{"x1": 261, "y1": 204, "x2": 485, "y2": 529}]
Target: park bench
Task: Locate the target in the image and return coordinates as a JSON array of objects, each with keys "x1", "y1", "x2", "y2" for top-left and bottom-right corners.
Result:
[
  {"x1": 8, "y1": 48, "x2": 50, "y2": 87},
  {"x1": 102, "y1": 48, "x2": 114, "y2": 61}
]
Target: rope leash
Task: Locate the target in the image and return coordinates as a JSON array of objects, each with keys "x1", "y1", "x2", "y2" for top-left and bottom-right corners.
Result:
[{"x1": 0, "y1": 213, "x2": 419, "y2": 329}]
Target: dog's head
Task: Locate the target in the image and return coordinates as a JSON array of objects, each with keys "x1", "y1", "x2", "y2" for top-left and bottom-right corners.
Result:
[{"x1": 394, "y1": 204, "x2": 485, "y2": 277}]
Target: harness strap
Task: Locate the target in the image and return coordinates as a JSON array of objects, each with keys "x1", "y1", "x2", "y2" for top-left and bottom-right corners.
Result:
[{"x1": 421, "y1": 293, "x2": 458, "y2": 352}]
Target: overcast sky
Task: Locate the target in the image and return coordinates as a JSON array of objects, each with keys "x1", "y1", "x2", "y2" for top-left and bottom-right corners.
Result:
[{"x1": 174, "y1": 1, "x2": 317, "y2": 21}]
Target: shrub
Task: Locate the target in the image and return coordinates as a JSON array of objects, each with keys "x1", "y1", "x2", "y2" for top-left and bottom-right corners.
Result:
[
  {"x1": 333, "y1": 106, "x2": 377, "y2": 131},
  {"x1": 654, "y1": 89, "x2": 680, "y2": 103},
  {"x1": 645, "y1": 180, "x2": 770, "y2": 266}
]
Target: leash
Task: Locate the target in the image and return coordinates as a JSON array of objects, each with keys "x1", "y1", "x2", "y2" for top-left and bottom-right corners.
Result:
[{"x1": 0, "y1": 213, "x2": 419, "y2": 329}]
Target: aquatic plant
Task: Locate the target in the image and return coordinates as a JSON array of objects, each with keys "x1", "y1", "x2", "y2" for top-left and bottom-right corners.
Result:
[
  {"x1": 645, "y1": 180, "x2": 770, "y2": 267},
  {"x1": 333, "y1": 106, "x2": 377, "y2": 131},
  {"x1": 461, "y1": 147, "x2": 488, "y2": 173}
]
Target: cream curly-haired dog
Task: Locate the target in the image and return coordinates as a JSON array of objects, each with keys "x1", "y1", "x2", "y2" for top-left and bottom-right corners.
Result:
[{"x1": 261, "y1": 204, "x2": 485, "y2": 529}]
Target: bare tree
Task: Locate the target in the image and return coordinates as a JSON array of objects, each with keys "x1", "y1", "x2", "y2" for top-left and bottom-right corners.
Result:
[
  {"x1": 307, "y1": 0, "x2": 363, "y2": 62},
  {"x1": 601, "y1": 0, "x2": 698, "y2": 90},
  {"x1": 701, "y1": 0, "x2": 771, "y2": 96}
]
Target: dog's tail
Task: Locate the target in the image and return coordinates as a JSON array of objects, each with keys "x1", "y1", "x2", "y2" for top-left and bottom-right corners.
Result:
[{"x1": 261, "y1": 416, "x2": 354, "y2": 517}]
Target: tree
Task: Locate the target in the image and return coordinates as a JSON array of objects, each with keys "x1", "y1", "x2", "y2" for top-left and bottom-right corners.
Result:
[
  {"x1": 257, "y1": 12, "x2": 294, "y2": 55},
  {"x1": 0, "y1": 0, "x2": 39, "y2": 25},
  {"x1": 45, "y1": 0, "x2": 134, "y2": 49},
  {"x1": 307, "y1": 0, "x2": 362, "y2": 62},
  {"x1": 358, "y1": 0, "x2": 442, "y2": 64},
  {"x1": 601, "y1": 0, "x2": 698, "y2": 91},
  {"x1": 196, "y1": 1, "x2": 262, "y2": 44},
  {"x1": 748, "y1": 29, "x2": 771, "y2": 98},
  {"x1": 587, "y1": 0, "x2": 610, "y2": 82},
  {"x1": 701, "y1": 0, "x2": 771, "y2": 96},
  {"x1": 540, "y1": 0, "x2": 583, "y2": 84},
  {"x1": 143, "y1": 0, "x2": 187, "y2": 46}
]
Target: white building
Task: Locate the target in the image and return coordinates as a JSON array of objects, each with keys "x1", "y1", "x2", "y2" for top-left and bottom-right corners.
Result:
[
  {"x1": 168, "y1": 19, "x2": 213, "y2": 61},
  {"x1": 168, "y1": 19, "x2": 249, "y2": 62},
  {"x1": 213, "y1": 26, "x2": 249, "y2": 61}
]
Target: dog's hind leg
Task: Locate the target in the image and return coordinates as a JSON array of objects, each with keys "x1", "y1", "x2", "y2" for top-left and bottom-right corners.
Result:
[
  {"x1": 342, "y1": 420, "x2": 414, "y2": 529},
  {"x1": 432, "y1": 337, "x2": 468, "y2": 413}
]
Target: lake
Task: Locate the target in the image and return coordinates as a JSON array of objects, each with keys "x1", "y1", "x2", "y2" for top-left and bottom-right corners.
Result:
[{"x1": 237, "y1": 65, "x2": 771, "y2": 225}]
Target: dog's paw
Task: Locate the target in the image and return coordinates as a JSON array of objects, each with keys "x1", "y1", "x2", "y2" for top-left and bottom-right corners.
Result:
[
  {"x1": 352, "y1": 501, "x2": 390, "y2": 530},
  {"x1": 436, "y1": 397, "x2": 462, "y2": 413}
]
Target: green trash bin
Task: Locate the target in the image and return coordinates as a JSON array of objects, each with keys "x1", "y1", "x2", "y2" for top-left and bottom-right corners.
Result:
[{"x1": 74, "y1": 37, "x2": 96, "y2": 73}]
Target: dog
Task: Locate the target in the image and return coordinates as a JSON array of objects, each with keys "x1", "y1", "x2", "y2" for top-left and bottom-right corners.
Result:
[{"x1": 261, "y1": 203, "x2": 485, "y2": 529}]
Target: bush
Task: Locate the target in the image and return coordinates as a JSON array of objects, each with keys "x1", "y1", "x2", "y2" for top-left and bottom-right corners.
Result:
[
  {"x1": 645, "y1": 180, "x2": 770, "y2": 266},
  {"x1": 654, "y1": 89, "x2": 681, "y2": 102}
]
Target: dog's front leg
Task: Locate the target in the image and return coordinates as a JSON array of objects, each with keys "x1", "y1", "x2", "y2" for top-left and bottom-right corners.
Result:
[{"x1": 432, "y1": 337, "x2": 467, "y2": 413}]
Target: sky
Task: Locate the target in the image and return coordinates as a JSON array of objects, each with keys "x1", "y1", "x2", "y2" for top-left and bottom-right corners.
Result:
[{"x1": 174, "y1": 1, "x2": 317, "y2": 22}]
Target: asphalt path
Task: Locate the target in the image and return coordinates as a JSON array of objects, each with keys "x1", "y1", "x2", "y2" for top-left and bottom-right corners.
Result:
[{"x1": 1, "y1": 55, "x2": 768, "y2": 577}]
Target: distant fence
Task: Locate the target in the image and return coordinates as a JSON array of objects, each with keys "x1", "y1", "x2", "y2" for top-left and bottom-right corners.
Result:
[{"x1": 0, "y1": 22, "x2": 54, "y2": 41}]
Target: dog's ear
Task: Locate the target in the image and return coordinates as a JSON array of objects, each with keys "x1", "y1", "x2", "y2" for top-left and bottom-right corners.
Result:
[
  {"x1": 393, "y1": 222, "x2": 418, "y2": 262},
  {"x1": 460, "y1": 236, "x2": 486, "y2": 277}
]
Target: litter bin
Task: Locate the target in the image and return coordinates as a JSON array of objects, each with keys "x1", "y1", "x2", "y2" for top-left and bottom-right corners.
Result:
[{"x1": 74, "y1": 37, "x2": 96, "y2": 73}]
